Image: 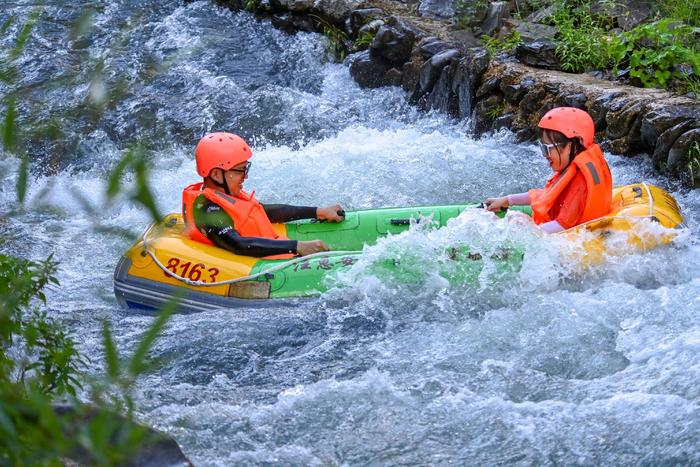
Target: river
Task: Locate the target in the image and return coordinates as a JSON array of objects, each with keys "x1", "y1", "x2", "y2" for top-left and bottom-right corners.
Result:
[{"x1": 1, "y1": 1, "x2": 699, "y2": 465}]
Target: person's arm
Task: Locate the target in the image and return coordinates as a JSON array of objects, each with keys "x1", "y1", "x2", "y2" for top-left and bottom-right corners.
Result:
[
  {"x1": 506, "y1": 192, "x2": 530, "y2": 206},
  {"x1": 262, "y1": 204, "x2": 317, "y2": 223},
  {"x1": 262, "y1": 203, "x2": 345, "y2": 223},
  {"x1": 194, "y1": 197, "x2": 298, "y2": 257},
  {"x1": 539, "y1": 220, "x2": 565, "y2": 234}
]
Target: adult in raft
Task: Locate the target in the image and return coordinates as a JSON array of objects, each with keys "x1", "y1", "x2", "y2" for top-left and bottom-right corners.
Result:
[
  {"x1": 182, "y1": 132, "x2": 344, "y2": 257},
  {"x1": 484, "y1": 107, "x2": 612, "y2": 233}
]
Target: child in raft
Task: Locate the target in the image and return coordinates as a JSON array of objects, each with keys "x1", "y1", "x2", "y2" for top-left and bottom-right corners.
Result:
[{"x1": 484, "y1": 107, "x2": 613, "y2": 233}]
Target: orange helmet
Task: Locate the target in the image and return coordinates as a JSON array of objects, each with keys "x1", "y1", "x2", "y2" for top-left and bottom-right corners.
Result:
[
  {"x1": 538, "y1": 107, "x2": 595, "y2": 148},
  {"x1": 195, "y1": 132, "x2": 252, "y2": 177}
]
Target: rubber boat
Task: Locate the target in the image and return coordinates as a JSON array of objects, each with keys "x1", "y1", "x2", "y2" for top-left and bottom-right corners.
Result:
[{"x1": 114, "y1": 183, "x2": 684, "y2": 313}]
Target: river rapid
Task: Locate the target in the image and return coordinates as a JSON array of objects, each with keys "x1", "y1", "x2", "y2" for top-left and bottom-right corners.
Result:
[{"x1": 1, "y1": 1, "x2": 700, "y2": 465}]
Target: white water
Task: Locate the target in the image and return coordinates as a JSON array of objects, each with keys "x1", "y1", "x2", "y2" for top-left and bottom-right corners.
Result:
[{"x1": 1, "y1": 1, "x2": 699, "y2": 465}]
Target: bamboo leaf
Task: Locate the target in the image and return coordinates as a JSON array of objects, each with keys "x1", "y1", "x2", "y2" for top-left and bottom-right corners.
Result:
[
  {"x1": 16, "y1": 153, "x2": 29, "y2": 204},
  {"x1": 10, "y1": 9, "x2": 41, "y2": 60},
  {"x1": 101, "y1": 321, "x2": 120, "y2": 380},
  {"x1": 127, "y1": 298, "x2": 177, "y2": 377}
]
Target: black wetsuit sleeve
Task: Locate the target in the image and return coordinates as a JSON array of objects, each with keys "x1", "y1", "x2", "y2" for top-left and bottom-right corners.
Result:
[
  {"x1": 262, "y1": 204, "x2": 317, "y2": 223},
  {"x1": 192, "y1": 195, "x2": 298, "y2": 257}
]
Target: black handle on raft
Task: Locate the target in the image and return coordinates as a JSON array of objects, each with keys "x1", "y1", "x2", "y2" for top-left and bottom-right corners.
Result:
[
  {"x1": 337, "y1": 209, "x2": 346, "y2": 218},
  {"x1": 390, "y1": 218, "x2": 421, "y2": 226},
  {"x1": 477, "y1": 202, "x2": 507, "y2": 213}
]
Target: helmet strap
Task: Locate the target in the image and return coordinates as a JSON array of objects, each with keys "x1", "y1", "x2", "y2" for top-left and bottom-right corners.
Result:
[{"x1": 210, "y1": 169, "x2": 232, "y2": 195}]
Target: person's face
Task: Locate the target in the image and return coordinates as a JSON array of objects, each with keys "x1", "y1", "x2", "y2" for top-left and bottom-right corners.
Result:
[
  {"x1": 539, "y1": 132, "x2": 571, "y2": 173},
  {"x1": 211, "y1": 161, "x2": 250, "y2": 196}
]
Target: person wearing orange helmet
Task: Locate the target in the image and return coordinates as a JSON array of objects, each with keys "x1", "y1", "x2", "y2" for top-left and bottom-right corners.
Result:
[
  {"x1": 182, "y1": 132, "x2": 344, "y2": 257},
  {"x1": 484, "y1": 107, "x2": 612, "y2": 233}
]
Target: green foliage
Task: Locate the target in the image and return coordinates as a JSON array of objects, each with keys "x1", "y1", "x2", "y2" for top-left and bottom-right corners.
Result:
[
  {"x1": 453, "y1": 0, "x2": 488, "y2": 29},
  {"x1": 486, "y1": 101, "x2": 506, "y2": 119},
  {"x1": 244, "y1": 0, "x2": 260, "y2": 12},
  {"x1": 0, "y1": 8, "x2": 179, "y2": 465},
  {"x1": 310, "y1": 15, "x2": 348, "y2": 61},
  {"x1": 618, "y1": 20, "x2": 700, "y2": 91},
  {"x1": 660, "y1": 0, "x2": 700, "y2": 27},
  {"x1": 481, "y1": 30, "x2": 522, "y2": 57},
  {"x1": 687, "y1": 141, "x2": 700, "y2": 185},
  {"x1": 355, "y1": 29, "x2": 375, "y2": 50},
  {"x1": 552, "y1": 1, "x2": 613, "y2": 72}
]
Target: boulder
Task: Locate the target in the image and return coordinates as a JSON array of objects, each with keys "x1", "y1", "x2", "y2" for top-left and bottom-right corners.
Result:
[
  {"x1": 270, "y1": 0, "x2": 314, "y2": 12},
  {"x1": 270, "y1": 13, "x2": 317, "y2": 33},
  {"x1": 417, "y1": 0, "x2": 454, "y2": 19},
  {"x1": 592, "y1": 0, "x2": 656, "y2": 31},
  {"x1": 348, "y1": 50, "x2": 392, "y2": 88},
  {"x1": 653, "y1": 121, "x2": 698, "y2": 168},
  {"x1": 640, "y1": 105, "x2": 700, "y2": 149},
  {"x1": 313, "y1": 0, "x2": 366, "y2": 24},
  {"x1": 346, "y1": 8, "x2": 382, "y2": 35},
  {"x1": 515, "y1": 39, "x2": 559, "y2": 69},
  {"x1": 524, "y1": 5, "x2": 555, "y2": 24},
  {"x1": 418, "y1": 37, "x2": 463, "y2": 59},
  {"x1": 515, "y1": 21, "x2": 558, "y2": 43},
  {"x1": 667, "y1": 128, "x2": 700, "y2": 172},
  {"x1": 369, "y1": 20, "x2": 418, "y2": 64},
  {"x1": 419, "y1": 48, "x2": 460, "y2": 92},
  {"x1": 480, "y1": 1, "x2": 511, "y2": 36}
]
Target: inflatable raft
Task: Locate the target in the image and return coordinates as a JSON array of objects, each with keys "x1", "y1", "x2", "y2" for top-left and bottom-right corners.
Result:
[{"x1": 114, "y1": 183, "x2": 684, "y2": 313}]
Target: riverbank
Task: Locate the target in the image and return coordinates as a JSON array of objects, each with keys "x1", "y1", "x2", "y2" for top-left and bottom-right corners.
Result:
[{"x1": 220, "y1": 0, "x2": 700, "y2": 185}]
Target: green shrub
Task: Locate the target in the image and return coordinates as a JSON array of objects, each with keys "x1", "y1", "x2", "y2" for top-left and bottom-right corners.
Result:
[
  {"x1": 552, "y1": 1, "x2": 612, "y2": 72},
  {"x1": 481, "y1": 30, "x2": 522, "y2": 57},
  {"x1": 619, "y1": 19, "x2": 700, "y2": 91}
]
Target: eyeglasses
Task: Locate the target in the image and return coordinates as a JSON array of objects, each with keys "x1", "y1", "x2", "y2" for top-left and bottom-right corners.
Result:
[
  {"x1": 228, "y1": 161, "x2": 252, "y2": 176},
  {"x1": 539, "y1": 141, "x2": 564, "y2": 159}
]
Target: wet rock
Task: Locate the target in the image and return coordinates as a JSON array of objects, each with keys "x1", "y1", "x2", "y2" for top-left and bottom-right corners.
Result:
[
  {"x1": 518, "y1": 85, "x2": 546, "y2": 116},
  {"x1": 493, "y1": 113, "x2": 515, "y2": 131},
  {"x1": 515, "y1": 39, "x2": 559, "y2": 69},
  {"x1": 424, "y1": 65, "x2": 453, "y2": 111},
  {"x1": 593, "y1": 0, "x2": 656, "y2": 31},
  {"x1": 370, "y1": 19, "x2": 419, "y2": 64},
  {"x1": 270, "y1": 13, "x2": 317, "y2": 33},
  {"x1": 640, "y1": 105, "x2": 700, "y2": 149},
  {"x1": 515, "y1": 21, "x2": 558, "y2": 43},
  {"x1": 348, "y1": 50, "x2": 392, "y2": 88},
  {"x1": 53, "y1": 404, "x2": 192, "y2": 467},
  {"x1": 356, "y1": 19, "x2": 384, "y2": 40},
  {"x1": 346, "y1": 8, "x2": 382, "y2": 36},
  {"x1": 476, "y1": 76, "x2": 500, "y2": 99},
  {"x1": 384, "y1": 67, "x2": 403, "y2": 86},
  {"x1": 563, "y1": 93, "x2": 587, "y2": 109},
  {"x1": 606, "y1": 100, "x2": 645, "y2": 146},
  {"x1": 667, "y1": 128, "x2": 700, "y2": 172},
  {"x1": 448, "y1": 28, "x2": 481, "y2": 47},
  {"x1": 474, "y1": 94, "x2": 504, "y2": 134},
  {"x1": 417, "y1": 0, "x2": 454, "y2": 19},
  {"x1": 271, "y1": 0, "x2": 314, "y2": 12},
  {"x1": 314, "y1": 0, "x2": 365, "y2": 24},
  {"x1": 451, "y1": 49, "x2": 489, "y2": 119},
  {"x1": 418, "y1": 37, "x2": 463, "y2": 59},
  {"x1": 402, "y1": 57, "x2": 423, "y2": 94},
  {"x1": 419, "y1": 48, "x2": 460, "y2": 92},
  {"x1": 480, "y1": 1, "x2": 510, "y2": 36},
  {"x1": 652, "y1": 121, "x2": 698, "y2": 168},
  {"x1": 524, "y1": 5, "x2": 555, "y2": 24},
  {"x1": 588, "y1": 92, "x2": 625, "y2": 129}
]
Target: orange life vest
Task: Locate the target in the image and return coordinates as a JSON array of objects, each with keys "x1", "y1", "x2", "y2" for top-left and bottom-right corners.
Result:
[
  {"x1": 181, "y1": 182, "x2": 293, "y2": 258},
  {"x1": 528, "y1": 144, "x2": 612, "y2": 227}
]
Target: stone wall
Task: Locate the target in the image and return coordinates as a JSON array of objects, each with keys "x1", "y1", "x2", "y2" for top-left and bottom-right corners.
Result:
[{"x1": 219, "y1": 0, "x2": 700, "y2": 183}]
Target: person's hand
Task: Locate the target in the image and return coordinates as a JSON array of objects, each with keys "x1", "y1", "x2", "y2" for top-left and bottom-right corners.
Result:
[
  {"x1": 316, "y1": 204, "x2": 345, "y2": 222},
  {"x1": 297, "y1": 240, "x2": 330, "y2": 256},
  {"x1": 484, "y1": 196, "x2": 509, "y2": 212}
]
